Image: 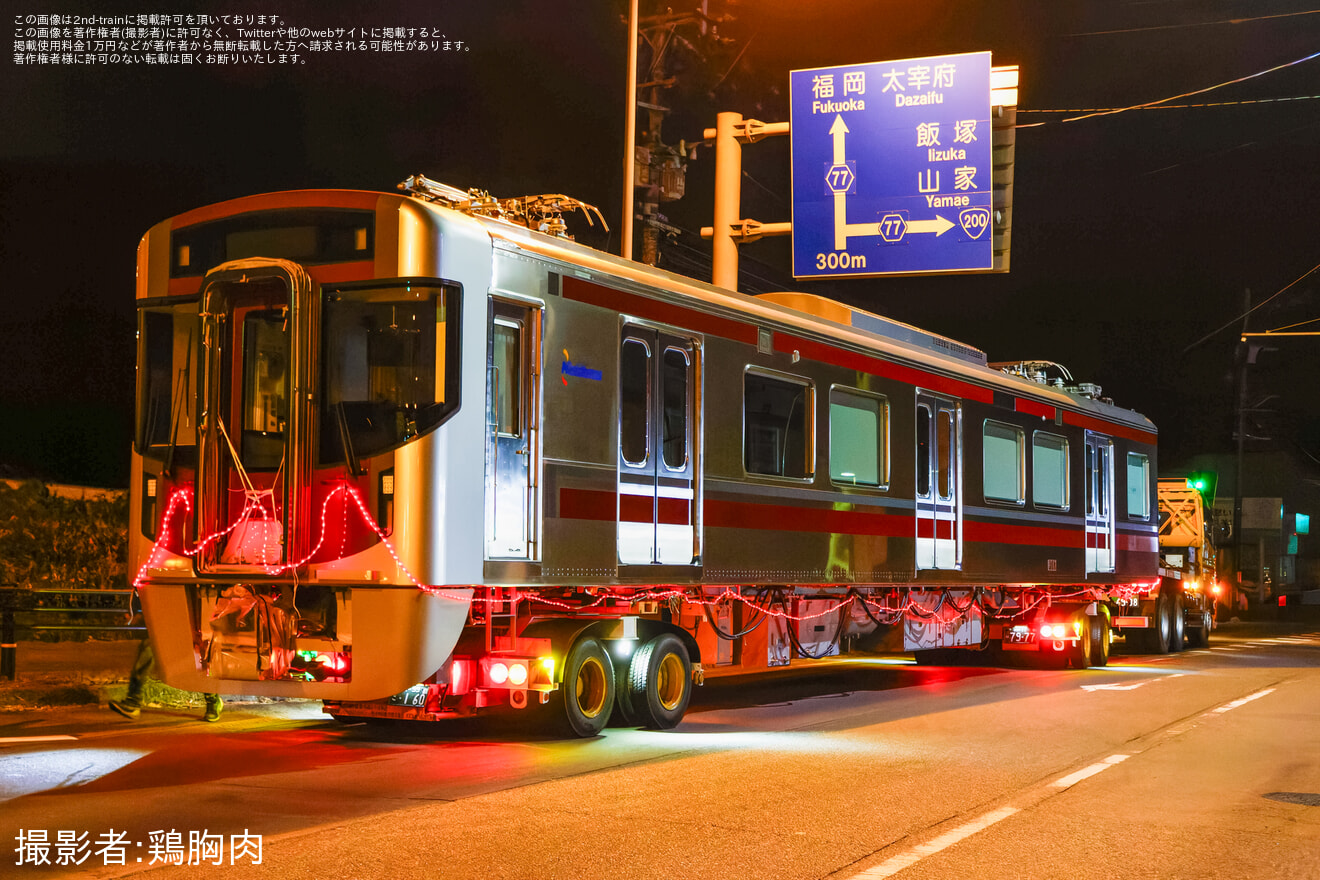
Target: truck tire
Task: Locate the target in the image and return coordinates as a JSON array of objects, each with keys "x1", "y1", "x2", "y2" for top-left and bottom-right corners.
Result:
[
  {"x1": 625, "y1": 633, "x2": 692, "y2": 730},
  {"x1": 1151, "y1": 593, "x2": 1173, "y2": 654},
  {"x1": 1187, "y1": 609, "x2": 1212, "y2": 648},
  {"x1": 1069, "y1": 612, "x2": 1094, "y2": 669},
  {"x1": 1088, "y1": 611, "x2": 1110, "y2": 667},
  {"x1": 554, "y1": 636, "x2": 615, "y2": 737},
  {"x1": 1168, "y1": 594, "x2": 1185, "y2": 653}
]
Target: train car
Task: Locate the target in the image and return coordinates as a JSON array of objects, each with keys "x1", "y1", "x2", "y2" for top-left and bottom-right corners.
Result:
[{"x1": 129, "y1": 175, "x2": 1172, "y2": 736}]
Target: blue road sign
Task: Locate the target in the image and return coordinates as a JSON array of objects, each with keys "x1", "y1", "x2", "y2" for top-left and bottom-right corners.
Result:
[{"x1": 790, "y1": 52, "x2": 993, "y2": 279}]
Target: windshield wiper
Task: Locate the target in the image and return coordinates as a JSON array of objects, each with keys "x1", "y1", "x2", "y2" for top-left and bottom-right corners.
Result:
[{"x1": 335, "y1": 401, "x2": 362, "y2": 478}]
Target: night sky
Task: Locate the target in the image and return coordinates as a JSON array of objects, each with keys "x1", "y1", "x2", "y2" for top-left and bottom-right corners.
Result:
[{"x1": 2, "y1": 0, "x2": 1317, "y2": 487}]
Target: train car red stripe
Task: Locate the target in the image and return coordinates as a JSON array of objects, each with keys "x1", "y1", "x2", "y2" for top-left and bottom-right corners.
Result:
[
  {"x1": 1063, "y1": 410, "x2": 1157, "y2": 445},
  {"x1": 773, "y1": 333, "x2": 996, "y2": 404},
  {"x1": 558, "y1": 487, "x2": 616, "y2": 521},
  {"x1": 562, "y1": 276, "x2": 758, "y2": 345},
  {"x1": 167, "y1": 260, "x2": 376, "y2": 296},
  {"x1": 170, "y1": 190, "x2": 382, "y2": 231},
  {"x1": 1015, "y1": 398, "x2": 1055, "y2": 419},
  {"x1": 561, "y1": 490, "x2": 1155, "y2": 551},
  {"x1": 560, "y1": 488, "x2": 691, "y2": 526}
]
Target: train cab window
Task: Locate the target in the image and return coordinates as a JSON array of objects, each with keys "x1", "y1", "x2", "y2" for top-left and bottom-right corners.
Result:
[
  {"x1": 620, "y1": 338, "x2": 650, "y2": 466},
  {"x1": 1032, "y1": 432, "x2": 1069, "y2": 509},
  {"x1": 137, "y1": 302, "x2": 199, "y2": 464},
  {"x1": 319, "y1": 283, "x2": 461, "y2": 465},
  {"x1": 983, "y1": 420, "x2": 1025, "y2": 504},
  {"x1": 1126, "y1": 452, "x2": 1151, "y2": 518},
  {"x1": 240, "y1": 310, "x2": 290, "y2": 470},
  {"x1": 744, "y1": 370, "x2": 814, "y2": 480},
  {"x1": 661, "y1": 347, "x2": 689, "y2": 470},
  {"x1": 829, "y1": 388, "x2": 888, "y2": 488}
]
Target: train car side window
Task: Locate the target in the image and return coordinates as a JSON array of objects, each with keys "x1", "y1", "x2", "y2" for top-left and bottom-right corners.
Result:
[
  {"x1": 1126, "y1": 452, "x2": 1151, "y2": 518},
  {"x1": 1032, "y1": 431, "x2": 1069, "y2": 510},
  {"x1": 830, "y1": 387, "x2": 888, "y2": 488},
  {"x1": 492, "y1": 320, "x2": 522, "y2": 437},
  {"x1": 937, "y1": 410, "x2": 954, "y2": 501},
  {"x1": 916, "y1": 405, "x2": 931, "y2": 497},
  {"x1": 744, "y1": 370, "x2": 814, "y2": 480},
  {"x1": 983, "y1": 420, "x2": 1025, "y2": 504},
  {"x1": 661, "y1": 347, "x2": 689, "y2": 470},
  {"x1": 620, "y1": 338, "x2": 650, "y2": 466}
]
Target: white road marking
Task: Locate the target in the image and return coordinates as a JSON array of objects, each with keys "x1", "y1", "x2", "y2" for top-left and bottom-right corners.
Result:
[
  {"x1": 1082, "y1": 681, "x2": 1153, "y2": 692},
  {"x1": 1051, "y1": 754, "x2": 1130, "y2": 788},
  {"x1": 848, "y1": 807, "x2": 1020, "y2": 879},
  {"x1": 0, "y1": 735, "x2": 77, "y2": 745},
  {"x1": 1212, "y1": 688, "x2": 1276, "y2": 714}
]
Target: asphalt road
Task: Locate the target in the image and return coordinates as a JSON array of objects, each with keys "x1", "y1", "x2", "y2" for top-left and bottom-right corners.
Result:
[{"x1": 3, "y1": 621, "x2": 1319, "y2": 879}]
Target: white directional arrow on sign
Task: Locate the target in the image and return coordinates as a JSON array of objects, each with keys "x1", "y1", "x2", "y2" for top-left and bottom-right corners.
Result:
[
  {"x1": 830, "y1": 114, "x2": 957, "y2": 249},
  {"x1": 905, "y1": 215, "x2": 955, "y2": 236}
]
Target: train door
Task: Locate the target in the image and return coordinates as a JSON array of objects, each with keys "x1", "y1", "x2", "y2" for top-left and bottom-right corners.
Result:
[
  {"x1": 915, "y1": 394, "x2": 962, "y2": 570},
  {"x1": 1085, "y1": 432, "x2": 1115, "y2": 573},
  {"x1": 617, "y1": 326, "x2": 700, "y2": 566},
  {"x1": 485, "y1": 301, "x2": 541, "y2": 560},
  {"x1": 196, "y1": 259, "x2": 316, "y2": 570}
]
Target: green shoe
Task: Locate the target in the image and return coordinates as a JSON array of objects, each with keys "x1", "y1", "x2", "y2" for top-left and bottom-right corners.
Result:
[
  {"x1": 203, "y1": 698, "x2": 222, "y2": 723},
  {"x1": 109, "y1": 699, "x2": 141, "y2": 720}
]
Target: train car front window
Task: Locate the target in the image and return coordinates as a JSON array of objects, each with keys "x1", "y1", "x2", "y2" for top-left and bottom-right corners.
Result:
[
  {"x1": 136, "y1": 302, "x2": 199, "y2": 464},
  {"x1": 320, "y1": 283, "x2": 461, "y2": 465}
]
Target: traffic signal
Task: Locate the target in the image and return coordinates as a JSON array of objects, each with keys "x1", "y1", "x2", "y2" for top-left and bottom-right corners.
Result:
[{"x1": 1186, "y1": 471, "x2": 1216, "y2": 503}]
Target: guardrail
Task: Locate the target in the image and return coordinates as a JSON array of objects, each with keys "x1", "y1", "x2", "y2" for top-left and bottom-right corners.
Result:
[{"x1": 0, "y1": 585, "x2": 143, "y2": 680}]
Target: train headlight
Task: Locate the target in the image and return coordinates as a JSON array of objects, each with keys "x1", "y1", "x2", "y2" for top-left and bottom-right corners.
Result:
[
  {"x1": 507, "y1": 662, "x2": 528, "y2": 687},
  {"x1": 489, "y1": 662, "x2": 509, "y2": 685}
]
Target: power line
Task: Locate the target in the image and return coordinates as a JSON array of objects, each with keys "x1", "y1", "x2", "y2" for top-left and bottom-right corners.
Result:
[
  {"x1": 1017, "y1": 48, "x2": 1320, "y2": 128},
  {"x1": 1182, "y1": 261, "x2": 1320, "y2": 353},
  {"x1": 1019, "y1": 94, "x2": 1320, "y2": 113},
  {"x1": 1066, "y1": 8, "x2": 1320, "y2": 37}
]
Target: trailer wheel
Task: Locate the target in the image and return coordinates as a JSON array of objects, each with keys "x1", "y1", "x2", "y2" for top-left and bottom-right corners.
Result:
[
  {"x1": 1150, "y1": 592, "x2": 1173, "y2": 654},
  {"x1": 555, "y1": 636, "x2": 615, "y2": 737},
  {"x1": 1088, "y1": 611, "x2": 1110, "y2": 668},
  {"x1": 1187, "y1": 610, "x2": 1212, "y2": 648},
  {"x1": 1168, "y1": 594, "x2": 1185, "y2": 652},
  {"x1": 611, "y1": 657, "x2": 639, "y2": 727},
  {"x1": 626, "y1": 634, "x2": 692, "y2": 730},
  {"x1": 1069, "y1": 613, "x2": 1094, "y2": 669}
]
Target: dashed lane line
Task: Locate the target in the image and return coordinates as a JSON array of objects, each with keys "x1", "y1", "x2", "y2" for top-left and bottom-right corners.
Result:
[
  {"x1": 841, "y1": 683, "x2": 1285, "y2": 879},
  {"x1": 1209, "y1": 687, "x2": 1276, "y2": 715},
  {"x1": 1051, "y1": 754, "x2": 1131, "y2": 788},
  {"x1": 846, "y1": 807, "x2": 1021, "y2": 880}
]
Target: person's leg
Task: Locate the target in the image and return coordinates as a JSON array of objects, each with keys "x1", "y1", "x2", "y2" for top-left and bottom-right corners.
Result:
[
  {"x1": 109, "y1": 639, "x2": 154, "y2": 719},
  {"x1": 203, "y1": 693, "x2": 222, "y2": 722}
]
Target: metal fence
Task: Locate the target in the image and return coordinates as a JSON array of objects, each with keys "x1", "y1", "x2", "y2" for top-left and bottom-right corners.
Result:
[{"x1": 0, "y1": 585, "x2": 144, "y2": 680}]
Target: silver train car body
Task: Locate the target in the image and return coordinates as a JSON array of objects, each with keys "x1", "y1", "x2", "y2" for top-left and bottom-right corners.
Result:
[{"x1": 129, "y1": 184, "x2": 1163, "y2": 732}]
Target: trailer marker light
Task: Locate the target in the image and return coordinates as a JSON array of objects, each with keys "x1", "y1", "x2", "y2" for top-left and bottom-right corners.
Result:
[
  {"x1": 508, "y1": 662, "x2": 528, "y2": 686},
  {"x1": 489, "y1": 662, "x2": 509, "y2": 685}
]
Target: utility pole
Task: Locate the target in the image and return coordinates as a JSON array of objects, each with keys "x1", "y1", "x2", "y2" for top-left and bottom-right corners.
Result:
[{"x1": 1232, "y1": 288, "x2": 1250, "y2": 610}]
